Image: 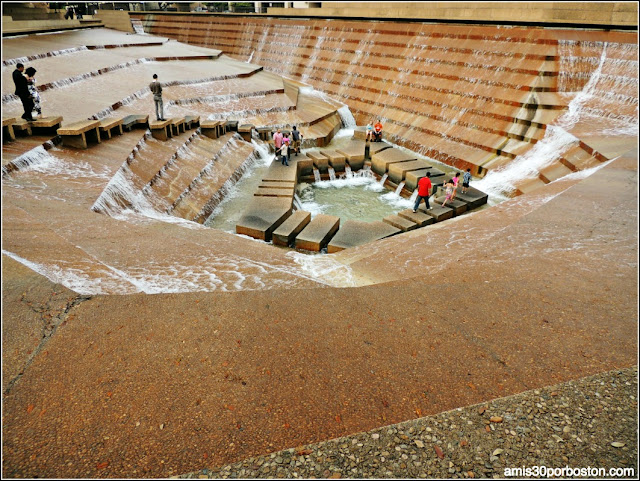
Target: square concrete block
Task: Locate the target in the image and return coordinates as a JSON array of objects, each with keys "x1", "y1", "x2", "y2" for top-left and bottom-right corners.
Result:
[
  {"x1": 321, "y1": 149, "x2": 346, "y2": 171},
  {"x1": 371, "y1": 148, "x2": 417, "y2": 176},
  {"x1": 272, "y1": 210, "x2": 311, "y2": 247},
  {"x1": 420, "y1": 205, "x2": 454, "y2": 222},
  {"x1": 236, "y1": 197, "x2": 293, "y2": 242},
  {"x1": 307, "y1": 151, "x2": 329, "y2": 172},
  {"x1": 405, "y1": 168, "x2": 433, "y2": 191},
  {"x1": 295, "y1": 214, "x2": 340, "y2": 252},
  {"x1": 455, "y1": 187, "x2": 488, "y2": 209},
  {"x1": 382, "y1": 214, "x2": 419, "y2": 232},
  {"x1": 434, "y1": 197, "x2": 467, "y2": 216},
  {"x1": 327, "y1": 220, "x2": 400, "y2": 253},
  {"x1": 397, "y1": 209, "x2": 435, "y2": 227},
  {"x1": 296, "y1": 158, "x2": 314, "y2": 179},
  {"x1": 387, "y1": 159, "x2": 431, "y2": 184},
  {"x1": 336, "y1": 140, "x2": 366, "y2": 170}
]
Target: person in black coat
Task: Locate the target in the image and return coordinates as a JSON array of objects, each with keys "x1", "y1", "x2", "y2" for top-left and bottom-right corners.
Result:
[{"x1": 12, "y1": 63, "x2": 34, "y2": 121}]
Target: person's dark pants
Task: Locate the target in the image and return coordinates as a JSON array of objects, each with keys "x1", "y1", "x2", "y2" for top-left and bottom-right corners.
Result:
[
  {"x1": 414, "y1": 195, "x2": 430, "y2": 211},
  {"x1": 374, "y1": 131, "x2": 382, "y2": 142},
  {"x1": 18, "y1": 94, "x2": 34, "y2": 121}
]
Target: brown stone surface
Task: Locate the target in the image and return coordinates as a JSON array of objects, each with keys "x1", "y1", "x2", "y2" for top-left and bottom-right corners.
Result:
[{"x1": 295, "y1": 214, "x2": 340, "y2": 251}]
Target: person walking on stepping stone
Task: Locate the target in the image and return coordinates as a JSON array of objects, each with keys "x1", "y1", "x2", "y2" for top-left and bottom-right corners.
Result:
[
  {"x1": 442, "y1": 179, "x2": 454, "y2": 207},
  {"x1": 413, "y1": 172, "x2": 432, "y2": 213},
  {"x1": 461, "y1": 168, "x2": 472, "y2": 194},
  {"x1": 12, "y1": 63, "x2": 34, "y2": 121},
  {"x1": 150, "y1": 74, "x2": 165, "y2": 121}
]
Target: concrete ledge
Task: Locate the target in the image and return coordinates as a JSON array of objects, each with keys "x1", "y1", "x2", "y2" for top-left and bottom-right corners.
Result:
[
  {"x1": 238, "y1": 124, "x2": 254, "y2": 142},
  {"x1": 2, "y1": 117, "x2": 16, "y2": 142},
  {"x1": 254, "y1": 187, "x2": 295, "y2": 198},
  {"x1": 200, "y1": 120, "x2": 223, "y2": 139},
  {"x1": 295, "y1": 214, "x2": 340, "y2": 252},
  {"x1": 368, "y1": 142, "x2": 392, "y2": 160},
  {"x1": 169, "y1": 117, "x2": 186, "y2": 136},
  {"x1": 11, "y1": 119, "x2": 32, "y2": 136},
  {"x1": 382, "y1": 214, "x2": 419, "y2": 232},
  {"x1": 236, "y1": 197, "x2": 293, "y2": 242},
  {"x1": 185, "y1": 115, "x2": 200, "y2": 129},
  {"x1": 327, "y1": 219, "x2": 400, "y2": 253},
  {"x1": 31, "y1": 116, "x2": 63, "y2": 133},
  {"x1": 306, "y1": 151, "x2": 330, "y2": 172},
  {"x1": 272, "y1": 210, "x2": 312, "y2": 247}
]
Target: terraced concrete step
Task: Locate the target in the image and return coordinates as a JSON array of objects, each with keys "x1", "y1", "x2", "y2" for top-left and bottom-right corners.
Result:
[
  {"x1": 272, "y1": 210, "x2": 312, "y2": 247},
  {"x1": 418, "y1": 204, "x2": 454, "y2": 222},
  {"x1": 371, "y1": 148, "x2": 417, "y2": 176},
  {"x1": 454, "y1": 187, "x2": 488, "y2": 209},
  {"x1": 382, "y1": 214, "x2": 419, "y2": 232},
  {"x1": 433, "y1": 197, "x2": 468, "y2": 216},
  {"x1": 320, "y1": 149, "x2": 346, "y2": 170},
  {"x1": 335, "y1": 139, "x2": 366, "y2": 170},
  {"x1": 295, "y1": 214, "x2": 340, "y2": 252},
  {"x1": 397, "y1": 209, "x2": 436, "y2": 227},
  {"x1": 236, "y1": 196, "x2": 293, "y2": 242},
  {"x1": 387, "y1": 159, "x2": 431, "y2": 184},
  {"x1": 327, "y1": 220, "x2": 400, "y2": 253}
]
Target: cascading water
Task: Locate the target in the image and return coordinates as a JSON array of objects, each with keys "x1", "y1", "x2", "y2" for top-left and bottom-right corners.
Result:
[
  {"x1": 328, "y1": 167, "x2": 336, "y2": 181},
  {"x1": 313, "y1": 168, "x2": 322, "y2": 183},
  {"x1": 394, "y1": 181, "x2": 405, "y2": 196},
  {"x1": 379, "y1": 173, "x2": 388, "y2": 185}
]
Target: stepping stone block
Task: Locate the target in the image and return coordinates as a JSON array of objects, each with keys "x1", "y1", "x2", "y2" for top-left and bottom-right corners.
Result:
[
  {"x1": 419, "y1": 205, "x2": 453, "y2": 222},
  {"x1": 352, "y1": 126, "x2": 367, "y2": 140},
  {"x1": 383, "y1": 214, "x2": 419, "y2": 232},
  {"x1": 434, "y1": 197, "x2": 468, "y2": 216},
  {"x1": 200, "y1": 120, "x2": 222, "y2": 139},
  {"x1": 327, "y1": 220, "x2": 400, "y2": 253},
  {"x1": 149, "y1": 119, "x2": 172, "y2": 141},
  {"x1": 2, "y1": 117, "x2": 16, "y2": 142},
  {"x1": 295, "y1": 214, "x2": 340, "y2": 252},
  {"x1": 272, "y1": 210, "x2": 312, "y2": 247},
  {"x1": 263, "y1": 159, "x2": 298, "y2": 183},
  {"x1": 58, "y1": 119, "x2": 101, "y2": 149},
  {"x1": 368, "y1": 142, "x2": 391, "y2": 159},
  {"x1": 295, "y1": 157, "x2": 314, "y2": 179},
  {"x1": 31, "y1": 115, "x2": 63, "y2": 133},
  {"x1": 371, "y1": 148, "x2": 417, "y2": 176},
  {"x1": 236, "y1": 197, "x2": 293, "y2": 242},
  {"x1": 122, "y1": 114, "x2": 148, "y2": 131},
  {"x1": 225, "y1": 120, "x2": 238, "y2": 132},
  {"x1": 169, "y1": 117, "x2": 185, "y2": 136},
  {"x1": 321, "y1": 149, "x2": 346, "y2": 171},
  {"x1": 307, "y1": 151, "x2": 329, "y2": 172},
  {"x1": 238, "y1": 124, "x2": 254, "y2": 142},
  {"x1": 185, "y1": 115, "x2": 200, "y2": 129},
  {"x1": 455, "y1": 187, "x2": 488, "y2": 209},
  {"x1": 12, "y1": 119, "x2": 32, "y2": 136},
  {"x1": 388, "y1": 159, "x2": 431, "y2": 184},
  {"x1": 98, "y1": 117, "x2": 124, "y2": 139},
  {"x1": 398, "y1": 209, "x2": 435, "y2": 227},
  {"x1": 256, "y1": 127, "x2": 272, "y2": 141},
  {"x1": 336, "y1": 140, "x2": 366, "y2": 170}
]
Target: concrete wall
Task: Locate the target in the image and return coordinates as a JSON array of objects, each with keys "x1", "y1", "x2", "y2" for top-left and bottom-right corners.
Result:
[
  {"x1": 267, "y1": 2, "x2": 638, "y2": 27},
  {"x1": 94, "y1": 9, "x2": 134, "y2": 33}
]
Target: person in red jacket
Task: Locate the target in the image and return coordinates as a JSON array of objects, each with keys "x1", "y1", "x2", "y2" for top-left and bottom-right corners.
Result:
[{"x1": 413, "y1": 171, "x2": 432, "y2": 212}]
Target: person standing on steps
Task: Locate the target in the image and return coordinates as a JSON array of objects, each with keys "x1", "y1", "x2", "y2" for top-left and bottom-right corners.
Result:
[
  {"x1": 413, "y1": 171, "x2": 432, "y2": 213},
  {"x1": 442, "y1": 179, "x2": 454, "y2": 207},
  {"x1": 291, "y1": 125, "x2": 302, "y2": 155},
  {"x1": 365, "y1": 121, "x2": 374, "y2": 142},
  {"x1": 150, "y1": 74, "x2": 165, "y2": 121},
  {"x1": 12, "y1": 63, "x2": 34, "y2": 121},
  {"x1": 25, "y1": 67, "x2": 42, "y2": 119},
  {"x1": 273, "y1": 128, "x2": 283, "y2": 155},
  {"x1": 280, "y1": 140, "x2": 289, "y2": 166},
  {"x1": 451, "y1": 171, "x2": 461, "y2": 200},
  {"x1": 461, "y1": 168, "x2": 472, "y2": 194}
]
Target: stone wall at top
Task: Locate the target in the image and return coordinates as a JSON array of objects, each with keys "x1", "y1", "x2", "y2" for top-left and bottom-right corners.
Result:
[{"x1": 268, "y1": 2, "x2": 638, "y2": 28}]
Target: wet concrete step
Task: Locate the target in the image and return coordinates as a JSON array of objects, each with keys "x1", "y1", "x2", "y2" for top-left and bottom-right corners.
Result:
[
  {"x1": 454, "y1": 186, "x2": 488, "y2": 209},
  {"x1": 335, "y1": 139, "x2": 366, "y2": 170},
  {"x1": 295, "y1": 214, "x2": 340, "y2": 252},
  {"x1": 433, "y1": 197, "x2": 468, "y2": 216},
  {"x1": 418, "y1": 204, "x2": 454, "y2": 222},
  {"x1": 371, "y1": 148, "x2": 417, "y2": 176},
  {"x1": 235, "y1": 196, "x2": 293, "y2": 242},
  {"x1": 272, "y1": 210, "x2": 312, "y2": 247},
  {"x1": 327, "y1": 219, "x2": 400, "y2": 253},
  {"x1": 320, "y1": 149, "x2": 346, "y2": 170},
  {"x1": 382, "y1": 214, "x2": 419, "y2": 232},
  {"x1": 397, "y1": 209, "x2": 436, "y2": 227},
  {"x1": 387, "y1": 159, "x2": 431, "y2": 184}
]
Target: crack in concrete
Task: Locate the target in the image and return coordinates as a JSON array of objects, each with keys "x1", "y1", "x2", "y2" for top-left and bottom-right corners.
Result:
[{"x1": 3, "y1": 293, "x2": 93, "y2": 396}]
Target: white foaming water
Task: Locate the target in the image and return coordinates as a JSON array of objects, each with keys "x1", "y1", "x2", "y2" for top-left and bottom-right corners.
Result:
[
  {"x1": 285, "y1": 251, "x2": 358, "y2": 288},
  {"x1": 3, "y1": 146, "x2": 111, "y2": 180},
  {"x1": 337, "y1": 104, "x2": 357, "y2": 129},
  {"x1": 473, "y1": 125, "x2": 579, "y2": 198}
]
